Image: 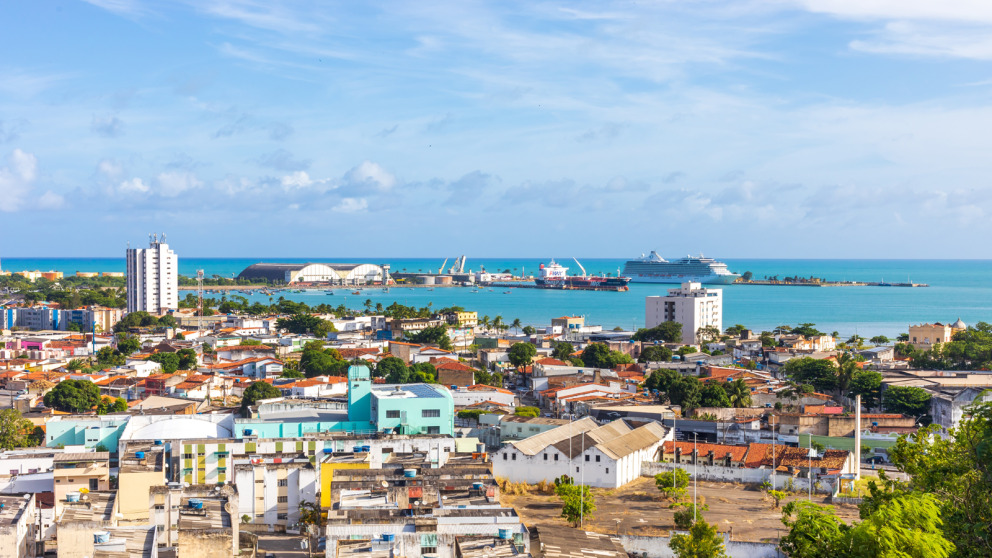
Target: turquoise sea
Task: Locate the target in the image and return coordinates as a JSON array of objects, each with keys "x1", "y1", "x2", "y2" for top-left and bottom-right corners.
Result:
[{"x1": 3, "y1": 257, "x2": 991, "y2": 338}]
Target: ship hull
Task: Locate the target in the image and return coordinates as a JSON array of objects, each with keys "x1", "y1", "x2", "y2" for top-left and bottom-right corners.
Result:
[
  {"x1": 534, "y1": 277, "x2": 630, "y2": 291},
  {"x1": 622, "y1": 272, "x2": 739, "y2": 285}
]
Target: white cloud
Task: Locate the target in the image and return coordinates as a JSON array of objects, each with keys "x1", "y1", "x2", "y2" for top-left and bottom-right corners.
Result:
[
  {"x1": 342, "y1": 161, "x2": 396, "y2": 192},
  {"x1": 0, "y1": 149, "x2": 38, "y2": 212},
  {"x1": 280, "y1": 171, "x2": 316, "y2": 189},
  {"x1": 37, "y1": 190, "x2": 65, "y2": 209},
  {"x1": 118, "y1": 177, "x2": 149, "y2": 194},
  {"x1": 155, "y1": 171, "x2": 201, "y2": 197},
  {"x1": 99, "y1": 159, "x2": 124, "y2": 179},
  {"x1": 332, "y1": 197, "x2": 368, "y2": 213},
  {"x1": 796, "y1": 0, "x2": 992, "y2": 24}
]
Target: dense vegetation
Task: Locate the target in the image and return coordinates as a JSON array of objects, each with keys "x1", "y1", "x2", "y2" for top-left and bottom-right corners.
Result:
[{"x1": 899, "y1": 322, "x2": 992, "y2": 370}]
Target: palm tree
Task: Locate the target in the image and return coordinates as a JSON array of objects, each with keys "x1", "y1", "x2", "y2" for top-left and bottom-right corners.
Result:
[
  {"x1": 511, "y1": 318, "x2": 522, "y2": 335},
  {"x1": 836, "y1": 352, "x2": 858, "y2": 396},
  {"x1": 479, "y1": 315, "x2": 491, "y2": 334},
  {"x1": 492, "y1": 315, "x2": 505, "y2": 338},
  {"x1": 726, "y1": 378, "x2": 752, "y2": 408}
]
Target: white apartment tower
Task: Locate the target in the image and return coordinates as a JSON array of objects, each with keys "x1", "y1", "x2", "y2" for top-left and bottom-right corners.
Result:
[
  {"x1": 126, "y1": 234, "x2": 178, "y2": 314},
  {"x1": 645, "y1": 282, "x2": 723, "y2": 345}
]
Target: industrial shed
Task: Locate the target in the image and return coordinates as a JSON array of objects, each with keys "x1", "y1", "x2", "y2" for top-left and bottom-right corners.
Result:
[{"x1": 237, "y1": 262, "x2": 389, "y2": 284}]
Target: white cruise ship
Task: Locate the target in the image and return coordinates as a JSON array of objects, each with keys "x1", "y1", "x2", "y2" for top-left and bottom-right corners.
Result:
[{"x1": 621, "y1": 251, "x2": 740, "y2": 284}]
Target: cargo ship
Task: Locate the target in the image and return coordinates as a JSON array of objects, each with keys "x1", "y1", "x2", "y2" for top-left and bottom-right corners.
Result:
[{"x1": 535, "y1": 259, "x2": 630, "y2": 291}]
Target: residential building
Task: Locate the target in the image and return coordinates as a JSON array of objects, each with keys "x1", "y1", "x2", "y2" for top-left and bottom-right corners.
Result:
[
  {"x1": 930, "y1": 387, "x2": 992, "y2": 435},
  {"x1": 493, "y1": 418, "x2": 670, "y2": 488},
  {"x1": 449, "y1": 385, "x2": 516, "y2": 408},
  {"x1": 477, "y1": 415, "x2": 569, "y2": 447},
  {"x1": 645, "y1": 282, "x2": 723, "y2": 345},
  {"x1": 53, "y1": 453, "x2": 110, "y2": 515},
  {"x1": 149, "y1": 484, "x2": 237, "y2": 556},
  {"x1": 55, "y1": 491, "x2": 120, "y2": 558},
  {"x1": 116, "y1": 442, "x2": 168, "y2": 523},
  {"x1": 126, "y1": 235, "x2": 178, "y2": 314},
  {"x1": 0, "y1": 494, "x2": 38, "y2": 558},
  {"x1": 233, "y1": 458, "x2": 317, "y2": 531}
]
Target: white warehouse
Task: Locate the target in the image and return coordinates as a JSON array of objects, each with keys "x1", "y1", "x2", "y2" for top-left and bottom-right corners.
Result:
[
  {"x1": 492, "y1": 418, "x2": 670, "y2": 488},
  {"x1": 238, "y1": 262, "x2": 389, "y2": 285}
]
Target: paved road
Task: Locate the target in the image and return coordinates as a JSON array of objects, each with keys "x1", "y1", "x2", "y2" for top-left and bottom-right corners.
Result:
[{"x1": 256, "y1": 534, "x2": 312, "y2": 558}]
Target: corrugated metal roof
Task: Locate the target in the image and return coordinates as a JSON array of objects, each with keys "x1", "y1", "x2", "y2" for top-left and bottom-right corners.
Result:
[{"x1": 510, "y1": 417, "x2": 599, "y2": 456}]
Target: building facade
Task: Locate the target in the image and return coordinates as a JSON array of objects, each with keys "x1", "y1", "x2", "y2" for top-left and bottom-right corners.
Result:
[
  {"x1": 908, "y1": 319, "x2": 966, "y2": 349},
  {"x1": 645, "y1": 282, "x2": 723, "y2": 345},
  {"x1": 126, "y1": 235, "x2": 178, "y2": 314}
]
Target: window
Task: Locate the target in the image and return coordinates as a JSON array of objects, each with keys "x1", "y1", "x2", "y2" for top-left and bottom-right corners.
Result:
[
  {"x1": 182, "y1": 453, "x2": 193, "y2": 460},
  {"x1": 512, "y1": 454, "x2": 516, "y2": 461},
  {"x1": 554, "y1": 454, "x2": 558, "y2": 461},
  {"x1": 422, "y1": 409, "x2": 441, "y2": 418},
  {"x1": 153, "y1": 505, "x2": 164, "y2": 510},
  {"x1": 277, "y1": 496, "x2": 288, "y2": 503},
  {"x1": 543, "y1": 454, "x2": 548, "y2": 461},
  {"x1": 606, "y1": 468, "x2": 609, "y2": 474},
  {"x1": 386, "y1": 410, "x2": 400, "y2": 419},
  {"x1": 426, "y1": 426, "x2": 440, "y2": 434},
  {"x1": 585, "y1": 455, "x2": 590, "y2": 462},
  {"x1": 595, "y1": 455, "x2": 600, "y2": 463},
  {"x1": 89, "y1": 479, "x2": 99, "y2": 490},
  {"x1": 277, "y1": 513, "x2": 288, "y2": 520},
  {"x1": 576, "y1": 467, "x2": 579, "y2": 473},
  {"x1": 503, "y1": 454, "x2": 507, "y2": 461},
  {"x1": 278, "y1": 479, "x2": 288, "y2": 487}
]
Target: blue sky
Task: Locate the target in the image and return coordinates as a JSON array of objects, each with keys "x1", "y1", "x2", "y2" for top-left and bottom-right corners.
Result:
[{"x1": 3, "y1": 0, "x2": 992, "y2": 258}]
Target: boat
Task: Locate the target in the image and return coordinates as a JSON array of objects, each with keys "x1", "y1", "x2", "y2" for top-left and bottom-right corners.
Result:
[
  {"x1": 325, "y1": 290, "x2": 334, "y2": 295},
  {"x1": 534, "y1": 259, "x2": 630, "y2": 291},
  {"x1": 620, "y1": 251, "x2": 739, "y2": 284},
  {"x1": 351, "y1": 291, "x2": 360, "y2": 295}
]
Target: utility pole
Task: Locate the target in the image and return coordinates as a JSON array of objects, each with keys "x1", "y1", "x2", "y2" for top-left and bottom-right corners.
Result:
[
  {"x1": 693, "y1": 432, "x2": 698, "y2": 523},
  {"x1": 197, "y1": 269, "x2": 204, "y2": 334},
  {"x1": 771, "y1": 414, "x2": 776, "y2": 490}
]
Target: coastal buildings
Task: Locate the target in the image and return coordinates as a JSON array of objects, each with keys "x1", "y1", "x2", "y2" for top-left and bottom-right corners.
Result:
[
  {"x1": 126, "y1": 234, "x2": 178, "y2": 314},
  {"x1": 908, "y1": 319, "x2": 966, "y2": 349},
  {"x1": 237, "y1": 262, "x2": 389, "y2": 284},
  {"x1": 645, "y1": 282, "x2": 723, "y2": 345}
]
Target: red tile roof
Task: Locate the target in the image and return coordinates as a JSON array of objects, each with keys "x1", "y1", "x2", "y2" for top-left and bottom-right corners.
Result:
[{"x1": 663, "y1": 441, "x2": 748, "y2": 463}]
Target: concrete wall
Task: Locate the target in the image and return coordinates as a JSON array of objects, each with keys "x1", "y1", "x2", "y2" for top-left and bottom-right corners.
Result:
[
  {"x1": 620, "y1": 534, "x2": 783, "y2": 558},
  {"x1": 641, "y1": 462, "x2": 834, "y2": 494},
  {"x1": 178, "y1": 530, "x2": 235, "y2": 558}
]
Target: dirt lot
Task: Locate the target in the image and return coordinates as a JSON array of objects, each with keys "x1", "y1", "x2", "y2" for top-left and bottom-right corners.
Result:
[{"x1": 502, "y1": 477, "x2": 862, "y2": 543}]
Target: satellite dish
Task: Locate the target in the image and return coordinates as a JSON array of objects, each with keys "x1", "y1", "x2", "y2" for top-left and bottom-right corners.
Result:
[{"x1": 380, "y1": 481, "x2": 388, "y2": 488}]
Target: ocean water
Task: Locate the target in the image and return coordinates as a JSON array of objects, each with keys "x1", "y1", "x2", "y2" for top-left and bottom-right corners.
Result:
[{"x1": 3, "y1": 257, "x2": 991, "y2": 338}]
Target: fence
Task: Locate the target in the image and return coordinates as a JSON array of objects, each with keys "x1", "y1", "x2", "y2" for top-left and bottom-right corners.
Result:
[
  {"x1": 620, "y1": 534, "x2": 783, "y2": 558},
  {"x1": 641, "y1": 461, "x2": 835, "y2": 494}
]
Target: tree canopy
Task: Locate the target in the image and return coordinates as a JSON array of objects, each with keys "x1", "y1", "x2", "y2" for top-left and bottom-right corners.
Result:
[
  {"x1": 146, "y1": 352, "x2": 181, "y2": 374},
  {"x1": 580, "y1": 343, "x2": 633, "y2": 369},
  {"x1": 882, "y1": 386, "x2": 931, "y2": 418},
  {"x1": 639, "y1": 345, "x2": 674, "y2": 363},
  {"x1": 848, "y1": 371, "x2": 882, "y2": 410},
  {"x1": 43, "y1": 379, "x2": 101, "y2": 413},
  {"x1": 240, "y1": 381, "x2": 282, "y2": 415},
  {"x1": 275, "y1": 313, "x2": 337, "y2": 338},
  {"x1": 670, "y1": 520, "x2": 728, "y2": 558},
  {"x1": 0, "y1": 409, "x2": 36, "y2": 450},
  {"x1": 508, "y1": 342, "x2": 537, "y2": 368},
  {"x1": 551, "y1": 341, "x2": 574, "y2": 361},
  {"x1": 406, "y1": 325, "x2": 453, "y2": 351},
  {"x1": 782, "y1": 357, "x2": 838, "y2": 393},
  {"x1": 633, "y1": 321, "x2": 683, "y2": 343}
]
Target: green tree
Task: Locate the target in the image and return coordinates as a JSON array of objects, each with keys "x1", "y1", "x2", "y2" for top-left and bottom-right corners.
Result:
[
  {"x1": 835, "y1": 352, "x2": 858, "y2": 395},
  {"x1": 299, "y1": 349, "x2": 349, "y2": 378},
  {"x1": 782, "y1": 357, "x2": 838, "y2": 393},
  {"x1": 522, "y1": 325, "x2": 536, "y2": 335},
  {"x1": 95, "y1": 347, "x2": 126, "y2": 368},
  {"x1": 846, "y1": 493, "x2": 953, "y2": 558},
  {"x1": 0, "y1": 409, "x2": 34, "y2": 450},
  {"x1": 723, "y1": 378, "x2": 752, "y2": 408},
  {"x1": 869, "y1": 335, "x2": 889, "y2": 346},
  {"x1": 146, "y1": 352, "x2": 181, "y2": 374},
  {"x1": 551, "y1": 341, "x2": 574, "y2": 361},
  {"x1": 669, "y1": 520, "x2": 728, "y2": 558},
  {"x1": 725, "y1": 324, "x2": 748, "y2": 336},
  {"x1": 43, "y1": 379, "x2": 101, "y2": 413},
  {"x1": 639, "y1": 345, "x2": 673, "y2": 363},
  {"x1": 555, "y1": 483, "x2": 595, "y2": 527},
  {"x1": 240, "y1": 381, "x2": 282, "y2": 415},
  {"x1": 700, "y1": 383, "x2": 731, "y2": 408},
  {"x1": 882, "y1": 386, "x2": 931, "y2": 417},
  {"x1": 510, "y1": 318, "x2": 522, "y2": 334},
  {"x1": 669, "y1": 376, "x2": 702, "y2": 414},
  {"x1": 848, "y1": 371, "x2": 882, "y2": 409},
  {"x1": 376, "y1": 357, "x2": 408, "y2": 379},
  {"x1": 791, "y1": 323, "x2": 824, "y2": 337},
  {"x1": 112, "y1": 397, "x2": 127, "y2": 412},
  {"x1": 116, "y1": 335, "x2": 141, "y2": 356},
  {"x1": 655, "y1": 469, "x2": 690, "y2": 501},
  {"x1": 779, "y1": 500, "x2": 848, "y2": 558},
  {"x1": 508, "y1": 342, "x2": 537, "y2": 369},
  {"x1": 514, "y1": 406, "x2": 540, "y2": 418},
  {"x1": 673, "y1": 503, "x2": 707, "y2": 530},
  {"x1": 740, "y1": 271, "x2": 753, "y2": 282},
  {"x1": 276, "y1": 313, "x2": 337, "y2": 337},
  {"x1": 65, "y1": 358, "x2": 87, "y2": 370},
  {"x1": 644, "y1": 368, "x2": 681, "y2": 396},
  {"x1": 280, "y1": 369, "x2": 305, "y2": 379},
  {"x1": 407, "y1": 325, "x2": 453, "y2": 351},
  {"x1": 633, "y1": 321, "x2": 683, "y2": 343},
  {"x1": 176, "y1": 348, "x2": 198, "y2": 370},
  {"x1": 580, "y1": 343, "x2": 633, "y2": 369}
]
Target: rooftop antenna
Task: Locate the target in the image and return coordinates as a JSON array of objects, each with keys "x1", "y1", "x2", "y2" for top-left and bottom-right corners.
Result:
[{"x1": 161, "y1": 232, "x2": 167, "y2": 243}]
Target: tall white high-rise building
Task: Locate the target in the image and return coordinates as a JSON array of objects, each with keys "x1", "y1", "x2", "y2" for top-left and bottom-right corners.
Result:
[
  {"x1": 126, "y1": 234, "x2": 178, "y2": 314},
  {"x1": 645, "y1": 282, "x2": 723, "y2": 345}
]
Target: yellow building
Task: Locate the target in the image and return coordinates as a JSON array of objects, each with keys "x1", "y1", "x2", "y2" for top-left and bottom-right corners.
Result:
[
  {"x1": 116, "y1": 443, "x2": 167, "y2": 523},
  {"x1": 319, "y1": 454, "x2": 371, "y2": 509},
  {"x1": 909, "y1": 319, "x2": 967, "y2": 349}
]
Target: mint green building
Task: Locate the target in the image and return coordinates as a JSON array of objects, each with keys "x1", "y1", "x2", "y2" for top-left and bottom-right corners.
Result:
[
  {"x1": 45, "y1": 416, "x2": 129, "y2": 449},
  {"x1": 232, "y1": 365, "x2": 454, "y2": 438}
]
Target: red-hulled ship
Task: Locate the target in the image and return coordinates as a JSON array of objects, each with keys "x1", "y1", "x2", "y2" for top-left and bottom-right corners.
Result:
[{"x1": 534, "y1": 259, "x2": 630, "y2": 291}]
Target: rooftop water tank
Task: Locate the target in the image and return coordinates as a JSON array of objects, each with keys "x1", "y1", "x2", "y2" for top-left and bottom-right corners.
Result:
[
  {"x1": 472, "y1": 482, "x2": 484, "y2": 490},
  {"x1": 188, "y1": 499, "x2": 203, "y2": 510},
  {"x1": 361, "y1": 445, "x2": 371, "y2": 452},
  {"x1": 154, "y1": 440, "x2": 163, "y2": 446},
  {"x1": 66, "y1": 493, "x2": 80, "y2": 503},
  {"x1": 498, "y1": 528, "x2": 512, "y2": 539},
  {"x1": 244, "y1": 429, "x2": 254, "y2": 436},
  {"x1": 135, "y1": 451, "x2": 145, "y2": 459},
  {"x1": 94, "y1": 532, "x2": 111, "y2": 544},
  {"x1": 382, "y1": 533, "x2": 395, "y2": 542},
  {"x1": 403, "y1": 469, "x2": 417, "y2": 478}
]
